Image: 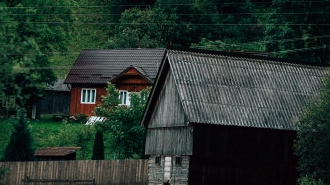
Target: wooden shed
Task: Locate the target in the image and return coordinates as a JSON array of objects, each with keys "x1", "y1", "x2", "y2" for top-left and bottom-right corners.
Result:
[
  {"x1": 34, "y1": 147, "x2": 81, "y2": 161},
  {"x1": 141, "y1": 47, "x2": 329, "y2": 185},
  {"x1": 38, "y1": 79, "x2": 71, "y2": 115},
  {"x1": 64, "y1": 48, "x2": 165, "y2": 116}
]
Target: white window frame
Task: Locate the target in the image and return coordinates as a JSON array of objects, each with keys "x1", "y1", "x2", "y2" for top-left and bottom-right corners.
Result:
[
  {"x1": 119, "y1": 90, "x2": 130, "y2": 105},
  {"x1": 81, "y1": 88, "x2": 96, "y2": 104}
]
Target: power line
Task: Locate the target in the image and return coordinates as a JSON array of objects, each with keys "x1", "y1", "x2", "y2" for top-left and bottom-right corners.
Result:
[
  {"x1": 6, "y1": 12, "x2": 330, "y2": 16},
  {"x1": 1, "y1": 21, "x2": 330, "y2": 25},
  {"x1": 1, "y1": 1, "x2": 330, "y2": 9}
]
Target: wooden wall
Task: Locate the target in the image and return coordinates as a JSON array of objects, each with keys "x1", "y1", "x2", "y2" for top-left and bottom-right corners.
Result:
[
  {"x1": 39, "y1": 91, "x2": 70, "y2": 115},
  {"x1": 0, "y1": 159, "x2": 148, "y2": 185},
  {"x1": 189, "y1": 156, "x2": 297, "y2": 185},
  {"x1": 69, "y1": 85, "x2": 107, "y2": 116},
  {"x1": 145, "y1": 127, "x2": 193, "y2": 155},
  {"x1": 192, "y1": 124, "x2": 297, "y2": 162},
  {"x1": 148, "y1": 70, "x2": 188, "y2": 128}
]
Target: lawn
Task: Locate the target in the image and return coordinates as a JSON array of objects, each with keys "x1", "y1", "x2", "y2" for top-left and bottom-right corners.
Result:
[{"x1": 0, "y1": 114, "x2": 115, "y2": 160}]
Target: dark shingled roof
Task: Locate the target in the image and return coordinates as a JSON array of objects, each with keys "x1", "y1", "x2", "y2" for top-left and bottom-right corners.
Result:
[
  {"x1": 142, "y1": 48, "x2": 329, "y2": 130},
  {"x1": 64, "y1": 48, "x2": 166, "y2": 84},
  {"x1": 34, "y1": 147, "x2": 81, "y2": 156}
]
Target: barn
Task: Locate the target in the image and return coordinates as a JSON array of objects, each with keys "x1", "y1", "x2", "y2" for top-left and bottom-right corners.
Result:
[
  {"x1": 141, "y1": 47, "x2": 329, "y2": 185},
  {"x1": 64, "y1": 48, "x2": 165, "y2": 116}
]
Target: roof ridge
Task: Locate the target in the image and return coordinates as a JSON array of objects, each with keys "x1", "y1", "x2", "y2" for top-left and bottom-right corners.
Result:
[{"x1": 166, "y1": 45, "x2": 330, "y2": 68}]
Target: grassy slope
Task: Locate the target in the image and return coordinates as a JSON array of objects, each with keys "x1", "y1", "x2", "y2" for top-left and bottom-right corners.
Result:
[{"x1": 0, "y1": 115, "x2": 115, "y2": 160}]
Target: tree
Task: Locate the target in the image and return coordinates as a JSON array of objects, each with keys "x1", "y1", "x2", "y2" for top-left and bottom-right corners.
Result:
[
  {"x1": 94, "y1": 83, "x2": 149, "y2": 159},
  {"x1": 0, "y1": 2, "x2": 58, "y2": 114},
  {"x1": 3, "y1": 110, "x2": 35, "y2": 161},
  {"x1": 265, "y1": 0, "x2": 330, "y2": 64},
  {"x1": 294, "y1": 71, "x2": 330, "y2": 184},
  {"x1": 92, "y1": 129, "x2": 104, "y2": 160}
]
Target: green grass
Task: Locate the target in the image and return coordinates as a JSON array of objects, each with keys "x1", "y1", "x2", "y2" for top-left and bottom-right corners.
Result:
[{"x1": 0, "y1": 114, "x2": 116, "y2": 160}]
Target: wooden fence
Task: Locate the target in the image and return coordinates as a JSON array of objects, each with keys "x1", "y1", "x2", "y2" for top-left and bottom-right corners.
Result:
[{"x1": 0, "y1": 159, "x2": 148, "y2": 185}]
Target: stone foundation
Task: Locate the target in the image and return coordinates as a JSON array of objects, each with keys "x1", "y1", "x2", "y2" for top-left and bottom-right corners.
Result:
[{"x1": 148, "y1": 155, "x2": 189, "y2": 185}]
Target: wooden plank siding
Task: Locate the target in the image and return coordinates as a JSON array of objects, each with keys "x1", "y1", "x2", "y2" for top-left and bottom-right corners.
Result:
[
  {"x1": 188, "y1": 156, "x2": 297, "y2": 185},
  {"x1": 39, "y1": 91, "x2": 70, "y2": 115},
  {"x1": 148, "y1": 70, "x2": 188, "y2": 128},
  {"x1": 192, "y1": 124, "x2": 297, "y2": 162},
  {"x1": 145, "y1": 127, "x2": 193, "y2": 155},
  {"x1": 69, "y1": 85, "x2": 107, "y2": 116},
  {"x1": 0, "y1": 160, "x2": 148, "y2": 185}
]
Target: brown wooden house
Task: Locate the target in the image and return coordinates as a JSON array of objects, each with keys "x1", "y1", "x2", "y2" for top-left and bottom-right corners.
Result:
[
  {"x1": 141, "y1": 47, "x2": 329, "y2": 185},
  {"x1": 64, "y1": 48, "x2": 165, "y2": 116}
]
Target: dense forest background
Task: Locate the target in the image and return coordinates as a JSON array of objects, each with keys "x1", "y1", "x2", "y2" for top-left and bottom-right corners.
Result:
[{"x1": 1, "y1": 0, "x2": 329, "y2": 79}]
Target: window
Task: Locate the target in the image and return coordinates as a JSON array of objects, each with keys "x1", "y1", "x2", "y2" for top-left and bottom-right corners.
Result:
[
  {"x1": 175, "y1": 156, "x2": 181, "y2": 166},
  {"x1": 81, "y1": 89, "x2": 96, "y2": 104},
  {"x1": 119, "y1": 90, "x2": 130, "y2": 105},
  {"x1": 155, "y1": 156, "x2": 161, "y2": 165}
]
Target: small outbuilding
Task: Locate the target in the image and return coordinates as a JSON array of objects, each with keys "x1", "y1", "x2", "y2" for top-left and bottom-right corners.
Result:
[
  {"x1": 141, "y1": 47, "x2": 329, "y2": 185},
  {"x1": 34, "y1": 147, "x2": 81, "y2": 161}
]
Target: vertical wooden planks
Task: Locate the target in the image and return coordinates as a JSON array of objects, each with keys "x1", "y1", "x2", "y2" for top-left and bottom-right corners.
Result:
[{"x1": 0, "y1": 160, "x2": 148, "y2": 185}]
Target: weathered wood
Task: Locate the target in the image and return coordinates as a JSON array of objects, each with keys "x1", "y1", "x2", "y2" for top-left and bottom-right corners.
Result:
[
  {"x1": 39, "y1": 91, "x2": 70, "y2": 114},
  {"x1": 148, "y1": 70, "x2": 188, "y2": 128},
  {"x1": 145, "y1": 127, "x2": 193, "y2": 155},
  {"x1": 0, "y1": 160, "x2": 148, "y2": 185}
]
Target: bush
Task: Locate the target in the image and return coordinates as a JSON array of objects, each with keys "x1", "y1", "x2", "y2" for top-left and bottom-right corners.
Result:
[
  {"x1": 68, "y1": 114, "x2": 88, "y2": 124},
  {"x1": 298, "y1": 176, "x2": 324, "y2": 185}
]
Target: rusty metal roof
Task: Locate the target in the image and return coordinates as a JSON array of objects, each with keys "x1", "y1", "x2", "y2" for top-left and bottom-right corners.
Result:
[
  {"x1": 64, "y1": 48, "x2": 165, "y2": 84},
  {"x1": 34, "y1": 147, "x2": 81, "y2": 156},
  {"x1": 142, "y1": 48, "x2": 329, "y2": 130}
]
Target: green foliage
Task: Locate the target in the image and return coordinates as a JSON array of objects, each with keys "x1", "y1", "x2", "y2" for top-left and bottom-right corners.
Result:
[
  {"x1": 265, "y1": 0, "x2": 330, "y2": 63},
  {"x1": 3, "y1": 110, "x2": 35, "y2": 161},
  {"x1": 48, "y1": 121, "x2": 95, "y2": 160},
  {"x1": 298, "y1": 176, "x2": 324, "y2": 185},
  {"x1": 94, "y1": 83, "x2": 149, "y2": 159},
  {"x1": 295, "y1": 72, "x2": 330, "y2": 183},
  {"x1": 92, "y1": 129, "x2": 104, "y2": 160},
  {"x1": 73, "y1": 114, "x2": 88, "y2": 124},
  {"x1": 0, "y1": 3, "x2": 57, "y2": 109}
]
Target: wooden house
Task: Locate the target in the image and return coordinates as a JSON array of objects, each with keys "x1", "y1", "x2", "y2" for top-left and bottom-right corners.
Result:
[
  {"x1": 141, "y1": 48, "x2": 329, "y2": 185},
  {"x1": 34, "y1": 147, "x2": 81, "y2": 161},
  {"x1": 64, "y1": 48, "x2": 165, "y2": 116}
]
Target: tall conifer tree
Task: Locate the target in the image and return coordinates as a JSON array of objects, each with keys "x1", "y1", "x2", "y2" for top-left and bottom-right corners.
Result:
[
  {"x1": 92, "y1": 129, "x2": 105, "y2": 160},
  {"x1": 3, "y1": 110, "x2": 35, "y2": 161}
]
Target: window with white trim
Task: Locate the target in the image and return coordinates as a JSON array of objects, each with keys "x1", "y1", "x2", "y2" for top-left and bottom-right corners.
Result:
[
  {"x1": 81, "y1": 89, "x2": 96, "y2": 104},
  {"x1": 119, "y1": 90, "x2": 130, "y2": 105}
]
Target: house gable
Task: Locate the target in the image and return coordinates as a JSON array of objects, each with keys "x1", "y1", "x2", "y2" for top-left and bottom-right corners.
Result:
[
  {"x1": 148, "y1": 69, "x2": 188, "y2": 128},
  {"x1": 111, "y1": 66, "x2": 152, "y2": 92}
]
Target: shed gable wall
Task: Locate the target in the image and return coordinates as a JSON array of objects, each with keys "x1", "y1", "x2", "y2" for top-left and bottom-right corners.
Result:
[{"x1": 148, "y1": 70, "x2": 187, "y2": 128}]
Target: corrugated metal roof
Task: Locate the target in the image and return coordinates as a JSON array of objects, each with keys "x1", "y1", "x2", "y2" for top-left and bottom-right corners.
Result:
[
  {"x1": 64, "y1": 48, "x2": 165, "y2": 84},
  {"x1": 167, "y1": 50, "x2": 328, "y2": 130}
]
